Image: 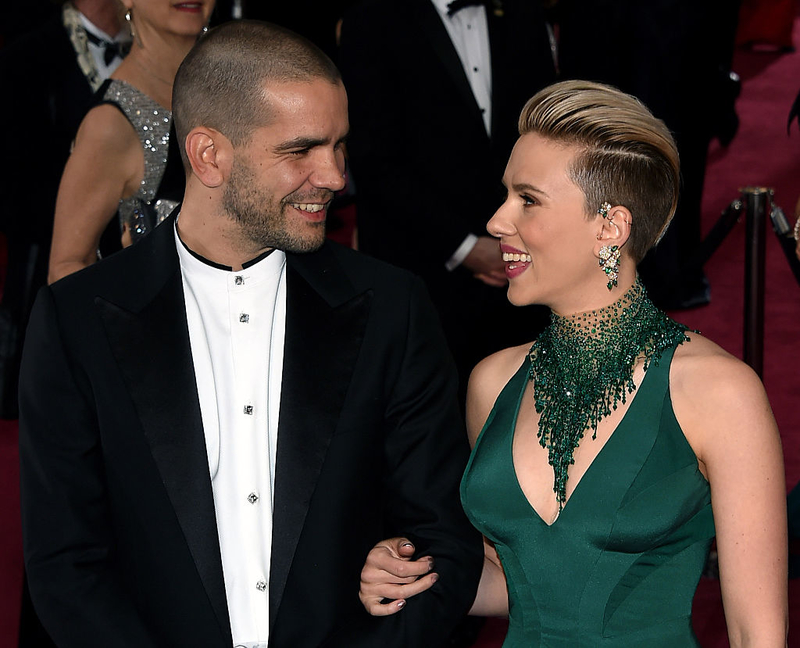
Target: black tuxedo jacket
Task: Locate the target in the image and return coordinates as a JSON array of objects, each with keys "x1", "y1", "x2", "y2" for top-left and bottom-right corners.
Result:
[
  {"x1": 338, "y1": 0, "x2": 554, "y2": 382},
  {"x1": 339, "y1": 0, "x2": 556, "y2": 275},
  {"x1": 0, "y1": 11, "x2": 95, "y2": 244},
  {"x1": 19, "y1": 215, "x2": 482, "y2": 647}
]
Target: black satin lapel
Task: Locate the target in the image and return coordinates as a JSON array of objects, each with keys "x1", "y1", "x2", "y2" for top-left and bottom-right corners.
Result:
[
  {"x1": 95, "y1": 271, "x2": 231, "y2": 643},
  {"x1": 487, "y1": 6, "x2": 510, "y2": 138},
  {"x1": 416, "y1": 0, "x2": 484, "y2": 120},
  {"x1": 269, "y1": 265, "x2": 372, "y2": 629}
]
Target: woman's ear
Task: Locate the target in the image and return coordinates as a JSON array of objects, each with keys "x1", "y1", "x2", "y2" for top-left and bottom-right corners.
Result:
[
  {"x1": 593, "y1": 204, "x2": 633, "y2": 256},
  {"x1": 184, "y1": 127, "x2": 233, "y2": 189}
]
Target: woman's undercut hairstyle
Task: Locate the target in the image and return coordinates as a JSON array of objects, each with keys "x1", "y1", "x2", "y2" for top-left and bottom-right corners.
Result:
[
  {"x1": 172, "y1": 20, "x2": 342, "y2": 169},
  {"x1": 518, "y1": 80, "x2": 680, "y2": 263}
]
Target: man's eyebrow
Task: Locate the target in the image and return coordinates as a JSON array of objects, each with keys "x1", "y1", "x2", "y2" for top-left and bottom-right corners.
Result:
[
  {"x1": 273, "y1": 133, "x2": 349, "y2": 153},
  {"x1": 273, "y1": 136, "x2": 328, "y2": 153}
]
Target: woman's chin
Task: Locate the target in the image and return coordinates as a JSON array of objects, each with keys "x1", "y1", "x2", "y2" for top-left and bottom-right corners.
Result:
[{"x1": 505, "y1": 287, "x2": 538, "y2": 308}]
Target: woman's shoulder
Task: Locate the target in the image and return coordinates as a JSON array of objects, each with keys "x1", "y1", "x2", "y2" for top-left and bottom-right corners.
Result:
[
  {"x1": 466, "y1": 343, "x2": 531, "y2": 446},
  {"x1": 75, "y1": 102, "x2": 137, "y2": 148},
  {"x1": 471, "y1": 342, "x2": 531, "y2": 389},
  {"x1": 671, "y1": 332, "x2": 764, "y2": 400},
  {"x1": 670, "y1": 332, "x2": 772, "y2": 458}
]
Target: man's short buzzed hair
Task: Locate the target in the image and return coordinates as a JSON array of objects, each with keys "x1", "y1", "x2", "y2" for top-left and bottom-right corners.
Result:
[{"x1": 173, "y1": 20, "x2": 342, "y2": 167}]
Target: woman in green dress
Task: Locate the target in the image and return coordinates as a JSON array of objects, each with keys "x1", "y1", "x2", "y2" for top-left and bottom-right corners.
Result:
[{"x1": 359, "y1": 80, "x2": 788, "y2": 647}]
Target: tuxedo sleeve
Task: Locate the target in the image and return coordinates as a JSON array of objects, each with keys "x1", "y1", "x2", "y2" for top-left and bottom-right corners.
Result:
[
  {"x1": 18, "y1": 287, "x2": 158, "y2": 647},
  {"x1": 323, "y1": 277, "x2": 483, "y2": 647}
]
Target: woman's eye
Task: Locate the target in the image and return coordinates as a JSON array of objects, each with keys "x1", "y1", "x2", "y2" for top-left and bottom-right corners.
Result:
[{"x1": 521, "y1": 194, "x2": 536, "y2": 206}]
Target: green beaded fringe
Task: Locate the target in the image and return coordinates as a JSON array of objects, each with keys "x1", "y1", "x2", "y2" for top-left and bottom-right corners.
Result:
[{"x1": 527, "y1": 277, "x2": 691, "y2": 509}]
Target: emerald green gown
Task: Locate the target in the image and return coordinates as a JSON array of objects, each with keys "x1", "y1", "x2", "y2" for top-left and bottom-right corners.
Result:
[{"x1": 461, "y1": 345, "x2": 715, "y2": 647}]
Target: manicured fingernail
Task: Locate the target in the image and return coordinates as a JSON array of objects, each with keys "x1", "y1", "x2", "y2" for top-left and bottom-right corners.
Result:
[
  {"x1": 427, "y1": 557, "x2": 435, "y2": 569},
  {"x1": 397, "y1": 600, "x2": 406, "y2": 608},
  {"x1": 431, "y1": 573, "x2": 439, "y2": 583},
  {"x1": 401, "y1": 542, "x2": 414, "y2": 548}
]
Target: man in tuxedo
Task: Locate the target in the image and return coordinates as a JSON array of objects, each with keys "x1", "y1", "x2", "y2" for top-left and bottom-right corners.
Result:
[
  {"x1": 338, "y1": 0, "x2": 556, "y2": 392},
  {"x1": 19, "y1": 20, "x2": 482, "y2": 648}
]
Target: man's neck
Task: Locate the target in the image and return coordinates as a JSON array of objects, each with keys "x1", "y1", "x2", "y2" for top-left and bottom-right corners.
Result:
[
  {"x1": 177, "y1": 198, "x2": 271, "y2": 271},
  {"x1": 73, "y1": 0, "x2": 121, "y2": 37}
]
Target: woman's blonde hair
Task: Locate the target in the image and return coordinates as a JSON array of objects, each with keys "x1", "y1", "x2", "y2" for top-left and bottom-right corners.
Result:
[{"x1": 518, "y1": 80, "x2": 680, "y2": 263}]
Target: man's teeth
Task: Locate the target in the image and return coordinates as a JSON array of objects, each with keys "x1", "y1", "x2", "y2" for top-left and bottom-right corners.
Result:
[
  {"x1": 292, "y1": 203, "x2": 325, "y2": 213},
  {"x1": 502, "y1": 252, "x2": 532, "y2": 263}
]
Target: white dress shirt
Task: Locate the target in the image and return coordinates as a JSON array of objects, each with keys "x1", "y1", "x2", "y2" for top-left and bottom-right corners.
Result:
[
  {"x1": 429, "y1": 0, "x2": 492, "y2": 269},
  {"x1": 430, "y1": 0, "x2": 492, "y2": 135},
  {"x1": 78, "y1": 13, "x2": 127, "y2": 79},
  {"x1": 176, "y1": 221, "x2": 286, "y2": 648}
]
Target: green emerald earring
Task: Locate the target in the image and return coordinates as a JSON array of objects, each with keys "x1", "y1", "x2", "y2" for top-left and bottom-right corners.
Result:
[
  {"x1": 597, "y1": 202, "x2": 619, "y2": 290},
  {"x1": 598, "y1": 245, "x2": 620, "y2": 290}
]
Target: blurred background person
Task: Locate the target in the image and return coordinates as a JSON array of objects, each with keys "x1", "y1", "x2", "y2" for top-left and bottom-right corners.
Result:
[
  {"x1": 0, "y1": 0, "x2": 129, "y2": 420},
  {"x1": 338, "y1": 0, "x2": 557, "y2": 398},
  {"x1": 47, "y1": 0, "x2": 214, "y2": 284}
]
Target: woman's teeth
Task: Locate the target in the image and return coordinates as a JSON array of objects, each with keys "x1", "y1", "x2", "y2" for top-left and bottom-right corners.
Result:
[{"x1": 502, "y1": 252, "x2": 531, "y2": 263}]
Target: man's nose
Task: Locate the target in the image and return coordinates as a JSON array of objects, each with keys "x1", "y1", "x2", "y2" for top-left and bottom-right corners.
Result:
[{"x1": 311, "y1": 150, "x2": 346, "y2": 192}]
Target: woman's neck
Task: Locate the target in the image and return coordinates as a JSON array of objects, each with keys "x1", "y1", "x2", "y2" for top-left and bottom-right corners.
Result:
[
  {"x1": 549, "y1": 277, "x2": 646, "y2": 341},
  {"x1": 112, "y1": 33, "x2": 196, "y2": 109}
]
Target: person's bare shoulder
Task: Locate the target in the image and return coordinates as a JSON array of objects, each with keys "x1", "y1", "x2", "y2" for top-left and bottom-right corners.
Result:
[
  {"x1": 72, "y1": 104, "x2": 139, "y2": 157},
  {"x1": 671, "y1": 332, "x2": 762, "y2": 402},
  {"x1": 670, "y1": 332, "x2": 773, "y2": 460},
  {"x1": 466, "y1": 342, "x2": 531, "y2": 446}
]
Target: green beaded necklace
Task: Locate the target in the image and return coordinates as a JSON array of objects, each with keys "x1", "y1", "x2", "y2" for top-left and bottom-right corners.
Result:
[{"x1": 527, "y1": 277, "x2": 690, "y2": 509}]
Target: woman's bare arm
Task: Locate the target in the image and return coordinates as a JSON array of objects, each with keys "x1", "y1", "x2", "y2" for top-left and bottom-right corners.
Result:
[
  {"x1": 672, "y1": 335, "x2": 788, "y2": 648},
  {"x1": 48, "y1": 104, "x2": 142, "y2": 283}
]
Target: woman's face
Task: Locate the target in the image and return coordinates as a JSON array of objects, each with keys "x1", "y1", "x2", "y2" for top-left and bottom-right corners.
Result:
[
  {"x1": 128, "y1": 0, "x2": 215, "y2": 38},
  {"x1": 487, "y1": 132, "x2": 604, "y2": 314}
]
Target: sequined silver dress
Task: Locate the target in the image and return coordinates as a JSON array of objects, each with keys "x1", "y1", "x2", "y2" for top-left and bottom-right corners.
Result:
[{"x1": 102, "y1": 79, "x2": 179, "y2": 244}]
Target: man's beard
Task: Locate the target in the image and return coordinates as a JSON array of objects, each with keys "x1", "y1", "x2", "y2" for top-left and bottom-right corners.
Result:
[{"x1": 221, "y1": 157, "x2": 330, "y2": 253}]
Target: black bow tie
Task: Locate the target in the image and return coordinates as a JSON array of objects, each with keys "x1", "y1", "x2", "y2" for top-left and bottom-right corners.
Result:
[
  {"x1": 446, "y1": 0, "x2": 487, "y2": 17},
  {"x1": 84, "y1": 30, "x2": 127, "y2": 66}
]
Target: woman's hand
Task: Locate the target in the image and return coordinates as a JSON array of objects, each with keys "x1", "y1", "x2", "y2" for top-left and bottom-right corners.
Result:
[{"x1": 359, "y1": 538, "x2": 438, "y2": 616}]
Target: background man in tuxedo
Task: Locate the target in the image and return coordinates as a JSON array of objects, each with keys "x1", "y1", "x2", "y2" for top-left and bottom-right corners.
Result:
[
  {"x1": 339, "y1": 0, "x2": 557, "y2": 393},
  {"x1": 0, "y1": 0, "x2": 129, "y2": 420},
  {"x1": 19, "y1": 20, "x2": 482, "y2": 647}
]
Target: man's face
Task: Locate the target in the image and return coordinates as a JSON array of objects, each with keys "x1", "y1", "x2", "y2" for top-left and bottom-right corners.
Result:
[{"x1": 222, "y1": 79, "x2": 349, "y2": 253}]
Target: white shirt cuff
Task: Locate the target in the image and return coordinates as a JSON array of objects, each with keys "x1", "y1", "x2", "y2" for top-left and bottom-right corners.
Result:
[{"x1": 446, "y1": 234, "x2": 479, "y2": 271}]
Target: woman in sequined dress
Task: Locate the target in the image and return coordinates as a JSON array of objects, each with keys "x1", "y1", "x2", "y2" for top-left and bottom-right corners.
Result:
[
  {"x1": 358, "y1": 81, "x2": 788, "y2": 647},
  {"x1": 48, "y1": 0, "x2": 214, "y2": 283}
]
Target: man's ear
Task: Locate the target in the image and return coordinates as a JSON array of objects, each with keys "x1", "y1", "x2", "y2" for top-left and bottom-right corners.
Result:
[
  {"x1": 593, "y1": 205, "x2": 633, "y2": 256},
  {"x1": 184, "y1": 127, "x2": 233, "y2": 189}
]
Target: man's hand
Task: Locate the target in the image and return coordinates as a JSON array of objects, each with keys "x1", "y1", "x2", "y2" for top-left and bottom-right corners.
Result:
[
  {"x1": 359, "y1": 538, "x2": 438, "y2": 616},
  {"x1": 461, "y1": 236, "x2": 507, "y2": 287}
]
